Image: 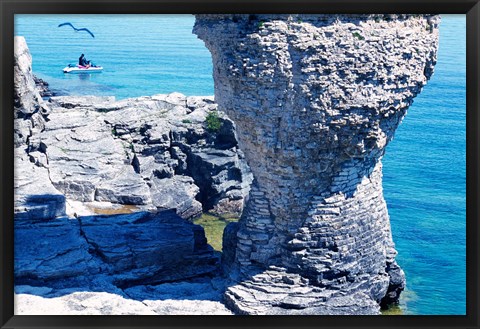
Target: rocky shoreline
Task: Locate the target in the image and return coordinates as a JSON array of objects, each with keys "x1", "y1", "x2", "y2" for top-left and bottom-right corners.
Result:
[
  {"x1": 14, "y1": 13, "x2": 439, "y2": 316},
  {"x1": 14, "y1": 36, "x2": 248, "y2": 315}
]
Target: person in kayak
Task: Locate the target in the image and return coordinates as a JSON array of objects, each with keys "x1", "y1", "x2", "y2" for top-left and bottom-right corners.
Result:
[{"x1": 78, "y1": 53, "x2": 91, "y2": 67}]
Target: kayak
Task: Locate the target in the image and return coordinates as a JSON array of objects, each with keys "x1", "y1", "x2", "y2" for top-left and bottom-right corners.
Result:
[{"x1": 63, "y1": 65, "x2": 103, "y2": 73}]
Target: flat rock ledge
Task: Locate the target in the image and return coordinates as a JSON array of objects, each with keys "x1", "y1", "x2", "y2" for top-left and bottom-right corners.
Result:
[
  {"x1": 15, "y1": 208, "x2": 219, "y2": 289},
  {"x1": 15, "y1": 278, "x2": 233, "y2": 315}
]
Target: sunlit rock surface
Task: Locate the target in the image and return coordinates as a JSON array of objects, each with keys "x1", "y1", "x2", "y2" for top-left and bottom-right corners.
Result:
[{"x1": 14, "y1": 36, "x2": 252, "y2": 220}]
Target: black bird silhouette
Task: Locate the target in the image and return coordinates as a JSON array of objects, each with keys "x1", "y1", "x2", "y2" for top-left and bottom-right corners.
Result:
[{"x1": 58, "y1": 22, "x2": 95, "y2": 38}]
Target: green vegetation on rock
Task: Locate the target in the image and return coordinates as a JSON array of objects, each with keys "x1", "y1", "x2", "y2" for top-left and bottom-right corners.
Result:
[
  {"x1": 352, "y1": 31, "x2": 365, "y2": 40},
  {"x1": 205, "y1": 111, "x2": 222, "y2": 133}
]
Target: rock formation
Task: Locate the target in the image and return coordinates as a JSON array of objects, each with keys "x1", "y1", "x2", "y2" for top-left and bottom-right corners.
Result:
[
  {"x1": 15, "y1": 278, "x2": 233, "y2": 315},
  {"x1": 13, "y1": 36, "x2": 248, "y2": 313},
  {"x1": 15, "y1": 208, "x2": 218, "y2": 288},
  {"x1": 14, "y1": 11, "x2": 440, "y2": 314},
  {"x1": 195, "y1": 14, "x2": 439, "y2": 314},
  {"x1": 14, "y1": 36, "x2": 252, "y2": 220}
]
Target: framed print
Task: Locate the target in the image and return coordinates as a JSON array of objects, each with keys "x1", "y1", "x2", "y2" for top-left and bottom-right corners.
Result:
[{"x1": 1, "y1": 1, "x2": 478, "y2": 329}]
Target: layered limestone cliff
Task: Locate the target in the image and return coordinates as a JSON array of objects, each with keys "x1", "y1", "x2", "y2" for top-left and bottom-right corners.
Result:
[{"x1": 195, "y1": 14, "x2": 439, "y2": 314}]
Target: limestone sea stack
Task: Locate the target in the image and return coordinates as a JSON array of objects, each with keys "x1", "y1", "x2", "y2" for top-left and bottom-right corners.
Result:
[{"x1": 195, "y1": 14, "x2": 439, "y2": 314}]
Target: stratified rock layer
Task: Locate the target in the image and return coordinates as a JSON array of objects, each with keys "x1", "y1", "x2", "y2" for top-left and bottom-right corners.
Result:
[
  {"x1": 37, "y1": 94, "x2": 252, "y2": 219},
  {"x1": 195, "y1": 14, "x2": 439, "y2": 314},
  {"x1": 15, "y1": 209, "x2": 218, "y2": 288}
]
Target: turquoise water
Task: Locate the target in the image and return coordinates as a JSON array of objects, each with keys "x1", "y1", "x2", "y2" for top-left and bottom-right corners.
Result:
[
  {"x1": 15, "y1": 15, "x2": 214, "y2": 98},
  {"x1": 382, "y1": 15, "x2": 466, "y2": 315},
  {"x1": 14, "y1": 14, "x2": 466, "y2": 315}
]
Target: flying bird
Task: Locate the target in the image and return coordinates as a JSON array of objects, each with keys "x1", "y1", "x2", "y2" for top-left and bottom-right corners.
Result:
[{"x1": 58, "y1": 22, "x2": 95, "y2": 38}]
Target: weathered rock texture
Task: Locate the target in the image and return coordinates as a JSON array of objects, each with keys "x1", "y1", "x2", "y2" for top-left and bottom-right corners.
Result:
[
  {"x1": 15, "y1": 278, "x2": 233, "y2": 315},
  {"x1": 13, "y1": 36, "x2": 252, "y2": 221},
  {"x1": 38, "y1": 93, "x2": 252, "y2": 218},
  {"x1": 195, "y1": 14, "x2": 439, "y2": 314},
  {"x1": 15, "y1": 209, "x2": 218, "y2": 288}
]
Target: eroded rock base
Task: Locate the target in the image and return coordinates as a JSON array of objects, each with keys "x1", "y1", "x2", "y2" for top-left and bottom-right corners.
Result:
[{"x1": 225, "y1": 267, "x2": 379, "y2": 315}]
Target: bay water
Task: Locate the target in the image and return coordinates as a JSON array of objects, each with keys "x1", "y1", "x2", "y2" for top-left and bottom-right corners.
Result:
[{"x1": 15, "y1": 14, "x2": 466, "y2": 315}]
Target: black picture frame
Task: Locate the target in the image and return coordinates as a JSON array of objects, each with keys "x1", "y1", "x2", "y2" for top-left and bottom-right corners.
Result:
[{"x1": 1, "y1": 1, "x2": 478, "y2": 328}]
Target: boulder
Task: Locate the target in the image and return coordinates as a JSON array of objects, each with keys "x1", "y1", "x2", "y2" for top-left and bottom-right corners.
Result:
[
  {"x1": 150, "y1": 176, "x2": 203, "y2": 219},
  {"x1": 187, "y1": 148, "x2": 250, "y2": 214}
]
